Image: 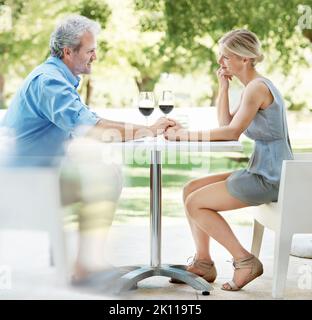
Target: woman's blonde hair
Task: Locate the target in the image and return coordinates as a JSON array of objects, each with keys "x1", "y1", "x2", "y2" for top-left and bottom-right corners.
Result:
[{"x1": 218, "y1": 29, "x2": 264, "y2": 66}]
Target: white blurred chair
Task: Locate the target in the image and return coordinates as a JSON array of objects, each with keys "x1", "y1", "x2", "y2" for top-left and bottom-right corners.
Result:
[
  {"x1": 251, "y1": 153, "x2": 312, "y2": 298},
  {"x1": 0, "y1": 167, "x2": 68, "y2": 285}
]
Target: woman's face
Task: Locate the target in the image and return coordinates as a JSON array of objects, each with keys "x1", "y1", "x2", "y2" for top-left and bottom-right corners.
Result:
[{"x1": 218, "y1": 46, "x2": 244, "y2": 76}]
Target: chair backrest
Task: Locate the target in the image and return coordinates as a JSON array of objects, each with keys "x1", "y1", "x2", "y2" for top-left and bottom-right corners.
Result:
[
  {"x1": 0, "y1": 167, "x2": 69, "y2": 284},
  {"x1": 252, "y1": 153, "x2": 312, "y2": 231},
  {"x1": 293, "y1": 153, "x2": 312, "y2": 160},
  {"x1": 277, "y1": 154, "x2": 312, "y2": 232},
  {"x1": 0, "y1": 168, "x2": 61, "y2": 231}
]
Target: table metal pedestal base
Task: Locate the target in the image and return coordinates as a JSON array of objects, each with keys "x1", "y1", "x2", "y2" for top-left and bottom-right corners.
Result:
[
  {"x1": 115, "y1": 264, "x2": 213, "y2": 295},
  {"x1": 112, "y1": 150, "x2": 212, "y2": 296}
]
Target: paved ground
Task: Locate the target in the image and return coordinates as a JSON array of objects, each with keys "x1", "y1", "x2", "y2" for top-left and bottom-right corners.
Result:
[{"x1": 0, "y1": 217, "x2": 311, "y2": 300}]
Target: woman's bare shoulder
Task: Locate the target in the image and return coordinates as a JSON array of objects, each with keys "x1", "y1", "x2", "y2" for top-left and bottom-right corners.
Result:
[
  {"x1": 245, "y1": 78, "x2": 273, "y2": 109},
  {"x1": 246, "y1": 78, "x2": 267, "y2": 90}
]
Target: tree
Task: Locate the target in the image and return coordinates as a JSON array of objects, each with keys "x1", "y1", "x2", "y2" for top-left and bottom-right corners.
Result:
[
  {"x1": 73, "y1": 0, "x2": 111, "y2": 105},
  {"x1": 0, "y1": 0, "x2": 70, "y2": 108},
  {"x1": 0, "y1": 0, "x2": 111, "y2": 108},
  {"x1": 131, "y1": 0, "x2": 214, "y2": 93},
  {"x1": 1, "y1": 0, "x2": 311, "y2": 109},
  {"x1": 0, "y1": 0, "x2": 25, "y2": 108},
  {"x1": 134, "y1": 0, "x2": 311, "y2": 106}
]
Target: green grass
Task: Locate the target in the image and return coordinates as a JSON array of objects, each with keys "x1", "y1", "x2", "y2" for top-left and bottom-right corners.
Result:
[
  {"x1": 64, "y1": 140, "x2": 311, "y2": 226},
  {"x1": 115, "y1": 140, "x2": 312, "y2": 225},
  {"x1": 116, "y1": 142, "x2": 253, "y2": 223}
]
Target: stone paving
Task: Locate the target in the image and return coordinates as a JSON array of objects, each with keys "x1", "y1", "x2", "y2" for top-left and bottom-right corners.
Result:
[{"x1": 1, "y1": 217, "x2": 311, "y2": 300}]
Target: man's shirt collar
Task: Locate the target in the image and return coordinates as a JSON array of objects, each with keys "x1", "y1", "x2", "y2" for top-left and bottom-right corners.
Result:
[{"x1": 46, "y1": 56, "x2": 81, "y2": 88}]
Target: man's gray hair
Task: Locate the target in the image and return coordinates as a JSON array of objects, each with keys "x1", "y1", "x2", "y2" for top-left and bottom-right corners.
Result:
[{"x1": 50, "y1": 15, "x2": 101, "y2": 59}]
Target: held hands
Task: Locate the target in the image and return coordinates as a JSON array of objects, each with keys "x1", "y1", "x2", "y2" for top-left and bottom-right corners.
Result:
[
  {"x1": 150, "y1": 117, "x2": 188, "y2": 141},
  {"x1": 163, "y1": 124, "x2": 188, "y2": 141},
  {"x1": 150, "y1": 117, "x2": 176, "y2": 136}
]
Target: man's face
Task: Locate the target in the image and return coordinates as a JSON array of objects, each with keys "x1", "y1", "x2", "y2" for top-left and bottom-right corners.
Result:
[{"x1": 66, "y1": 31, "x2": 97, "y2": 76}]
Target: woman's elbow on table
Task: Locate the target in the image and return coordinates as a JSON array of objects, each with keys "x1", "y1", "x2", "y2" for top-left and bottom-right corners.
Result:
[
  {"x1": 209, "y1": 126, "x2": 241, "y2": 141},
  {"x1": 226, "y1": 125, "x2": 242, "y2": 141}
]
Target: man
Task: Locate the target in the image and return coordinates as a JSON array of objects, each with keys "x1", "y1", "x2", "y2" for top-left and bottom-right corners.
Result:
[
  {"x1": 1, "y1": 15, "x2": 174, "y2": 283},
  {"x1": 2, "y1": 15, "x2": 172, "y2": 165}
]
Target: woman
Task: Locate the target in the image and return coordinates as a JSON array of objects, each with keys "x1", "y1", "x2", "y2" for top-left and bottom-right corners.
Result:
[{"x1": 165, "y1": 29, "x2": 293, "y2": 291}]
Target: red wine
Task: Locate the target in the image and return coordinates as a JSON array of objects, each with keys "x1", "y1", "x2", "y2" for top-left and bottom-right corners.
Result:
[
  {"x1": 139, "y1": 107, "x2": 154, "y2": 116},
  {"x1": 159, "y1": 104, "x2": 174, "y2": 115}
]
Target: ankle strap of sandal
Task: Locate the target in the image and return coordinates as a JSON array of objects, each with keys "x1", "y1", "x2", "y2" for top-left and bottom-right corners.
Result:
[
  {"x1": 233, "y1": 255, "x2": 256, "y2": 270},
  {"x1": 193, "y1": 259, "x2": 215, "y2": 270}
]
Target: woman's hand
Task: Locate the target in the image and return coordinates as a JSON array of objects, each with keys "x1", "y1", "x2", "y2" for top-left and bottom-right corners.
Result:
[
  {"x1": 150, "y1": 117, "x2": 175, "y2": 136},
  {"x1": 163, "y1": 125, "x2": 189, "y2": 141},
  {"x1": 217, "y1": 67, "x2": 232, "y2": 91}
]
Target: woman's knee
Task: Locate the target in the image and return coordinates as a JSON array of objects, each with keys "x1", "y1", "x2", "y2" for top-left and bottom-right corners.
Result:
[
  {"x1": 184, "y1": 193, "x2": 201, "y2": 219},
  {"x1": 185, "y1": 191, "x2": 217, "y2": 220}
]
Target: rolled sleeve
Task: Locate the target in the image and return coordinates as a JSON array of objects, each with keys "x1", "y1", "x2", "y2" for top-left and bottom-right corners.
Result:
[
  {"x1": 72, "y1": 106, "x2": 100, "y2": 137},
  {"x1": 40, "y1": 77, "x2": 99, "y2": 136}
]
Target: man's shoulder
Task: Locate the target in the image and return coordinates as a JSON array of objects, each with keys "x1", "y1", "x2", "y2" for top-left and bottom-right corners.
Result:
[
  {"x1": 27, "y1": 61, "x2": 68, "y2": 88},
  {"x1": 38, "y1": 65, "x2": 67, "y2": 84}
]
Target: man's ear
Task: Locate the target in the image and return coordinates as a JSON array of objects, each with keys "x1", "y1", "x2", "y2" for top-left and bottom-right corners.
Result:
[{"x1": 63, "y1": 47, "x2": 71, "y2": 58}]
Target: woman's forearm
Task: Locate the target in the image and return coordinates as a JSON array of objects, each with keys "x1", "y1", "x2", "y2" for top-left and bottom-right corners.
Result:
[
  {"x1": 183, "y1": 126, "x2": 240, "y2": 142},
  {"x1": 217, "y1": 88, "x2": 232, "y2": 126}
]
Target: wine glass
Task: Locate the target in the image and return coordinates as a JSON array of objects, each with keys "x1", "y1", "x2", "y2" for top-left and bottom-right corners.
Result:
[
  {"x1": 158, "y1": 90, "x2": 174, "y2": 117},
  {"x1": 138, "y1": 91, "x2": 155, "y2": 126}
]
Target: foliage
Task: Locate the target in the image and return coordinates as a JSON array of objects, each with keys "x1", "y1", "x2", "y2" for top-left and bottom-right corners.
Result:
[
  {"x1": 0, "y1": 0, "x2": 66, "y2": 75},
  {"x1": 1, "y1": 0, "x2": 311, "y2": 108},
  {"x1": 133, "y1": 0, "x2": 312, "y2": 103},
  {"x1": 75, "y1": 0, "x2": 111, "y2": 27},
  {"x1": 0, "y1": 0, "x2": 111, "y2": 74},
  {"x1": 0, "y1": 0, "x2": 111, "y2": 107}
]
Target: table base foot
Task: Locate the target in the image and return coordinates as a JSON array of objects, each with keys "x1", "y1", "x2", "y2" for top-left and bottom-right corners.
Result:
[{"x1": 114, "y1": 264, "x2": 213, "y2": 295}]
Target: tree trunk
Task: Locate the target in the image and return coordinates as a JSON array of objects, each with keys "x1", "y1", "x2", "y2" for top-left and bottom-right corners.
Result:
[
  {"x1": 135, "y1": 76, "x2": 157, "y2": 92},
  {"x1": 303, "y1": 29, "x2": 312, "y2": 43},
  {"x1": 85, "y1": 77, "x2": 93, "y2": 106},
  {"x1": 0, "y1": 74, "x2": 5, "y2": 109}
]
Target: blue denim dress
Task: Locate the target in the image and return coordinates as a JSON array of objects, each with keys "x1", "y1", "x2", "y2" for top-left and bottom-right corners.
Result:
[{"x1": 226, "y1": 78, "x2": 293, "y2": 205}]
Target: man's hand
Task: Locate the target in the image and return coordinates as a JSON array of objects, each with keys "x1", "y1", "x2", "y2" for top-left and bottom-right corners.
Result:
[{"x1": 150, "y1": 117, "x2": 176, "y2": 136}]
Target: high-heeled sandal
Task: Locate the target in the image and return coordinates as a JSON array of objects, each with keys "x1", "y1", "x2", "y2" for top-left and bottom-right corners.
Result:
[
  {"x1": 221, "y1": 254, "x2": 263, "y2": 291},
  {"x1": 169, "y1": 257, "x2": 217, "y2": 284}
]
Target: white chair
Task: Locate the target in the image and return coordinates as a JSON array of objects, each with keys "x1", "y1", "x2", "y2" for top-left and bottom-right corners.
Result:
[
  {"x1": 0, "y1": 167, "x2": 68, "y2": 285},
  {"x1": 251, "y1": 153, "x2": 312, "y2": 298}
]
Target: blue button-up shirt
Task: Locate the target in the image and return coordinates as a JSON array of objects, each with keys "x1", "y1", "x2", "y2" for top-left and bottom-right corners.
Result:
[{"x1": 1, "y1": 56, "x2": 99, "y2": 166}]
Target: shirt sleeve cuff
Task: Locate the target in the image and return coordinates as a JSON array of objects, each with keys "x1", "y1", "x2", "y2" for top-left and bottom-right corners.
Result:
[{"x1": 72, "y1": 108, "x2": 100, "y2": 137}]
